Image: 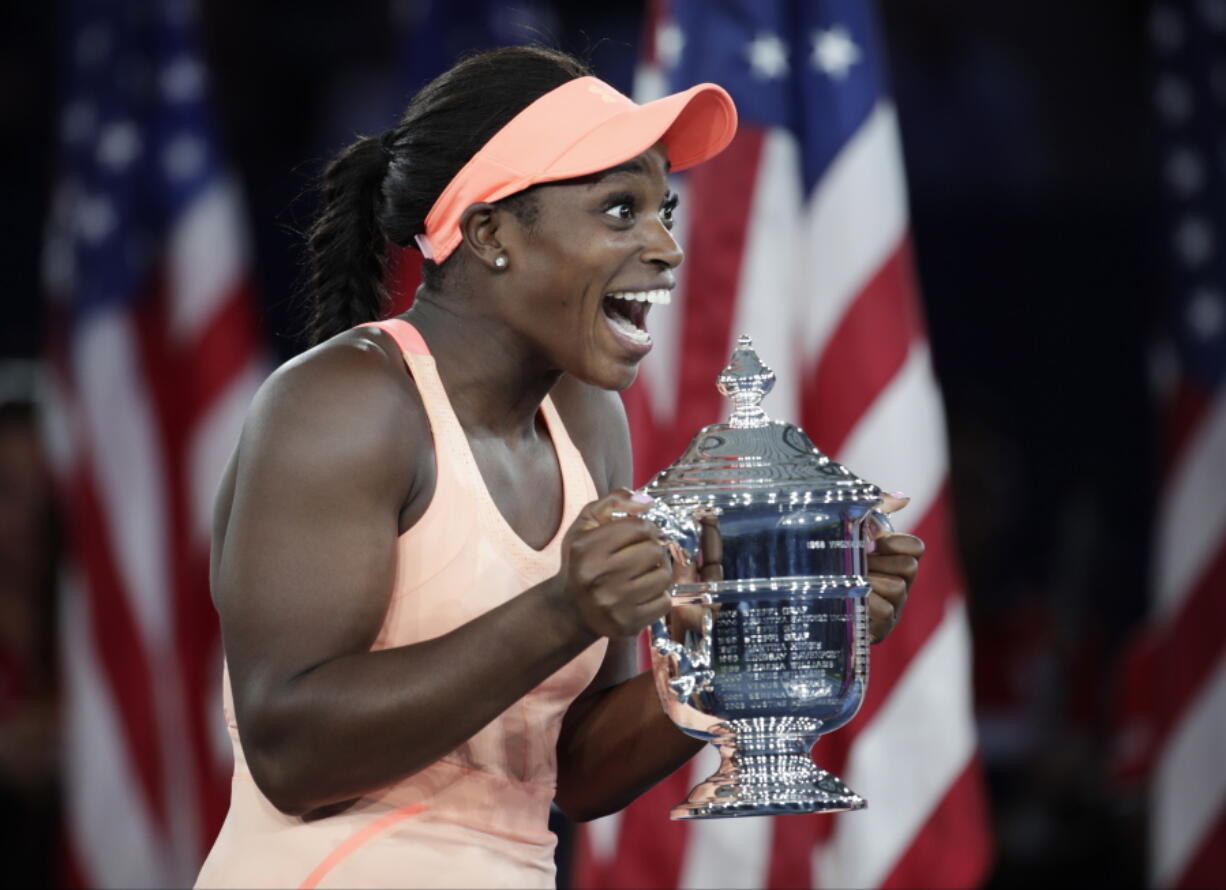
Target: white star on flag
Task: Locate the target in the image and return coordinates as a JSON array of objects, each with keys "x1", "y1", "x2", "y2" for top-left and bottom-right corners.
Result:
[
  {"x1": 812, "y1": 26, "x2": 861, "y2": 80},
  {"x1": 657, "y1": 21, "x2": 684, "y2": 69},
  {"x1": 746, "y1": 31, "x2": 789, "y2": 80}
]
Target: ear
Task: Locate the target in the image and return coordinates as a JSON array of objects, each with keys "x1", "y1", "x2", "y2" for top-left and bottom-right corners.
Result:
[{"x1": 458, "y1": 203, "x2": 506, "y2": 271}]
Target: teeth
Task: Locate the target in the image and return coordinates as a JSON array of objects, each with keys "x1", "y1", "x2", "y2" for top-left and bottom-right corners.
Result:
[
  {"x1": 605, "y1": 310, "x2": 653, "y2": 345},
  {"x1": 605, "y1": 289, "x2": 672, "y2": 305}
]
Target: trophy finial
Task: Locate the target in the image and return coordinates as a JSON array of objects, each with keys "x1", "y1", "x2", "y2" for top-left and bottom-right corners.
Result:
[{"x1": 717, "y1": 334, "x2": 775, "y2": 428}]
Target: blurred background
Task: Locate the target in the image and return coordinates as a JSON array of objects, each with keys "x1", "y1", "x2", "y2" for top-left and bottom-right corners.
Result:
[{"x1": 3, "y1": 0, "x2": 1223, "y2": 887}]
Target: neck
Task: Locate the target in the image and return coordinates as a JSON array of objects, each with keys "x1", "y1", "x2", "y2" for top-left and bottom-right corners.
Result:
[{"x1": 403, "y1": 290, "x2": 561, "y2": 440}]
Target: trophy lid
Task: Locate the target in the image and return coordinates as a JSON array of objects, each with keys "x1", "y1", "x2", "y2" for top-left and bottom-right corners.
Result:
[{"x1": 645, "y1": 335, "x2": 883, "y2": 505}]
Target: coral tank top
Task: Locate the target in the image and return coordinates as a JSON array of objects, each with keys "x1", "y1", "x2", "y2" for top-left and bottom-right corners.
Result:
[{"x1": 196, "y1": 319, "x2": 606, "y2": 889}]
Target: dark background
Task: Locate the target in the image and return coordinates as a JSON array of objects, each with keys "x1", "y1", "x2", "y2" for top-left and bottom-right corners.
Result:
[{"x1": 1, "y1": 1, "x2": 1160, "y2": 886}]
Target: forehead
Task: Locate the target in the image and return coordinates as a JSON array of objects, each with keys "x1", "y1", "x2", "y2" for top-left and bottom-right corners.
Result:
[{"x1": 589, "y1": 143, "x2": 671, "y2": 183}]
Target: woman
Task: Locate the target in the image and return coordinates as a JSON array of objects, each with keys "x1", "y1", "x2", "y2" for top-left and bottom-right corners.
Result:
[{"x1": 196, "y1": 46, "x2": 923, "y2": 889}]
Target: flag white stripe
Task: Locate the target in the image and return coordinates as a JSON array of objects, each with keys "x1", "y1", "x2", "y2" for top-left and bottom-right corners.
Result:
[
  {"x1": 61, "y1": 567, "x2": 175, "y2": 889},
  {"x1": 585, "y1": 810, "x2": 623, "y2": 865},
  {"x1": 75, "y1": 311, "x2": 205, "y2": 880},
  {"x1": 800, "y1": 103, "x2": 909, "y2": 364},
  {"x1": 75, "y1": 310, "x2": 172, "y2": 651},
  {"x1": 1152, "y1": 651, "x2": 1226, "y2": 886},
  {"x1": 169, "y1": 177, "x2": 249, "y2": 341},
  {"x1": 836, "y1": 342, "x2": 949, "y2": 535},
  {"x1": 1153, "y1": 387, "x2": 1226, "y2": 621},
  {"x1": 39, "y1": 368, "x2": 78, "y2": 480},
  {"x1": 187, "y1": 358, "x2": 265, "y2": 544},
  {"x1": 814, "y1": 598, "x2": 977, "y2": 889},
  {"x1": 679, "y1": 746, "x2": 773, "y2": 889},
  {"x1": 730, "y1": 127, "x2": 804, "y2": 424}
]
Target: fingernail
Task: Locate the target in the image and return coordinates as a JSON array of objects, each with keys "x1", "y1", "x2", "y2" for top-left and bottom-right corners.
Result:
[
  {"x1": 865, "y1": 536, "x2": 877, "y2": 554},
  {"x1": 890, "y1": 490, "x2": 908, "y2": 499},
  {"x1": 631, "y1": 491, "x2": 654, "y2": 504}
]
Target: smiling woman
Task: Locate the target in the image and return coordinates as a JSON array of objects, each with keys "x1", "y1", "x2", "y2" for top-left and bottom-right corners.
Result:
[{"x1": 193, "y1": 46, "x2": 920, "y2": 890}]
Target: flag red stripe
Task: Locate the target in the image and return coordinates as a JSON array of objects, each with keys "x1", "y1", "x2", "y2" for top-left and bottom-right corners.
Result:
[
  {"x1": 880, "y1": 755, "x2": 994, "y2": 890},
  {"x1": 804, "y1": 485, "x2": 961, "y2": 843},
  {"x1": 189, "y1": 283, "x2": 262, "y2": 414},
  {"x1": 767, "y1": 813, "x2": 816, "y2": 888},
  {"x1": 575, "y1": 771, "x2": 695, "y2": 888},
  {"x1": 1149, "y1": 534, "x2": 1226, "y2": 753},
  {"x1": 1160, "y1": 379, "x2": 1210, "y2": 483},
  {"x1": 1171, "y1": 797, "x2": 1226, "y2": 890},
  {"x1": 70, "y1": 465, "x2": 168, "y2": 830},
  {"x1": 803, "y1": 237, "x2": 923, "y2": 456},
  {"x1": 852, "y1": 485, "x2": 961, "y2": 728},
  {"x1": 649, "y1": 127, "x2": 765, "y2": 478},
  {"x1": 129, "y1": 271, "x2": 244, "y2": 852}
]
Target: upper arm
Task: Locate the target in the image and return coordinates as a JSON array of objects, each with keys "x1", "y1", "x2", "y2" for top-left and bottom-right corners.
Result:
[{"x1": 214, "y1": 331, "x2": 421, "y2": 736}]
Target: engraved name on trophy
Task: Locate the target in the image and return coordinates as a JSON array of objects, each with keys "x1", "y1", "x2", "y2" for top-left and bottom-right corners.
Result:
[{"x1": 640, "y1": 335, "x2": 888, "y2": 820}]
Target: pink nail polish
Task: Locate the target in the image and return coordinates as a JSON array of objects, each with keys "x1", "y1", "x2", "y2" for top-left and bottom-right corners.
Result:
[
  {"x1": 865, "y1": 536, "x2": 877, "y2": 554},
  {"x1": 890, "y1": 490, "x2": 908, "y2": 499},
  {"x1": 631, "y1": 491, "x2": 654, "y2": 504}
]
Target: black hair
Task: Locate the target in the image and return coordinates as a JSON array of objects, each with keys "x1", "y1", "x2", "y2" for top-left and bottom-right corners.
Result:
[{"x1": 305, "y1": 46, "x2": 592, "y2": 345}]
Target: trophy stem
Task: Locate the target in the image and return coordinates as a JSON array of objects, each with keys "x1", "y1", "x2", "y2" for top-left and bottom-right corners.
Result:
[{"x1": 670, "y1": 718, "x2": 866, "y2": 820}]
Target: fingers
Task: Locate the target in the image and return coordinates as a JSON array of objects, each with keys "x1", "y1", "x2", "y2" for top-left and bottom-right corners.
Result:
[
  {"x1": 879, "y1": 493, "x2": 910, "y2": 514},
  {"x1": 562, "y1": 495, "x2": 675, "y2": 637},
  {"x1": 867, "y1": 589, "x2": 901, "y2": 644},
  {"x1": 872, "y1": 532, "x2": 925, "y2": 558},
  {"x1": 867, "y1": 553, "x2": 921, "y2": 587},
  {"x1": 699, "y1": 515, "x2": 724, "y2": 582},
  {"x1": 571, "y1": 489, "x2": 653, "y2": 532},
  {"x1": 599, "y1": 538, "x2": 673, "y2": 589},
  {"x1": 865, "y1": 533, "x2": 922, "y2": 644}
]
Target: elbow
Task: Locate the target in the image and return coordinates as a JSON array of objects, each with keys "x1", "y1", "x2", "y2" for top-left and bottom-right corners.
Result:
[
  {"x1": 241, "y1": 716, "x2": 334, "y2": 817},
  {"x1": 552, "y1": 787, "x2": 625, "y2": 823},
  {"x1": 246, "y1": 748, "x2": 318, "y2": 817}
]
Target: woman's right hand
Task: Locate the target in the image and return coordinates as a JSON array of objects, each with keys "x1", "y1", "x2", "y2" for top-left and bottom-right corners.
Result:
[{"x1": 555, "y1": 491, "x2": 674, "y2": 637}]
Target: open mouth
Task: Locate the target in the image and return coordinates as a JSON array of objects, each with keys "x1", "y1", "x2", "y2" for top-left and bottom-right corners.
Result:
[{"x1": 601, "y1": 289, "x2": 671, "y2": 349}]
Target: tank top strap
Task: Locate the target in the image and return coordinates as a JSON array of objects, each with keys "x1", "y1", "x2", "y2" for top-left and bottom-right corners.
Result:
[
  {"x1": 358, "y1": 319, "x2": 474, "y2": 481},
  {"x1": 358, "y1": 319, "x2": 598, "y2": 578}
]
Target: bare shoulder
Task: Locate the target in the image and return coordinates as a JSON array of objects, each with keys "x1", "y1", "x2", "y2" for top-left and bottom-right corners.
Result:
[
  {"x1": 212, "y1": 327, "x2": 433, "y2": 577},
  {"x1": 550, "y1": 375, "x2": 632, "y2": 496},
  {"x1": 243, "y1": 328, "x2": 426, "y2": 480}
]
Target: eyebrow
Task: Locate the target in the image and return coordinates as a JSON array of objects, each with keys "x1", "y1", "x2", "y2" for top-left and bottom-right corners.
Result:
[{"x1": 592, "y1": 156, "x2": 673, "y2": 181}]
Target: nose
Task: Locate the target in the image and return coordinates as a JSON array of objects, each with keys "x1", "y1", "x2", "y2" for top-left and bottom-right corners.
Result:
[{"x1": 643, "y1": 217, "x2": 684, "y2": 270}]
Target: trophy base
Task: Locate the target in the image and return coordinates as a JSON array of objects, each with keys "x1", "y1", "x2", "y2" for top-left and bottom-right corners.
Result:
[
  {"x1": 670, "y1": 720, "x2": 866, "y2": 820},
  {"x1": 670, "y1": 763, "x2": 866, "y2": 820}
]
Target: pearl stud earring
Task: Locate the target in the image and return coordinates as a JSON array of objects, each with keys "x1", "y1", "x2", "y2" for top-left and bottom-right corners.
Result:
[{"x1": 494, "y1": 255, "x2": 508, "y2": 269}]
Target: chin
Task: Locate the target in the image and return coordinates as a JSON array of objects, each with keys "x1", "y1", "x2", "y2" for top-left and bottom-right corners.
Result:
[{"x1": 580, "y1": 360, "x2": 641, "y2": 392}]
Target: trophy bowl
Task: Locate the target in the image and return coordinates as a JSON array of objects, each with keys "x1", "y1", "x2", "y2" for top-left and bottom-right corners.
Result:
[{"x1": 641, "y1": 336, "x2": 885, "y2": 820}]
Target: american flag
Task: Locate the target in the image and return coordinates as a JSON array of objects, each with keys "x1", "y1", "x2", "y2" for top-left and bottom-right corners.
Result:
[
  {"x1": 1138, "y1": 2, "x2": 1226, "y2": 886},
  {"x1": 575, "y1": 1, "x2": 993, "y2": 887},
  {"x1": 41, "y1": 0, "x2": 264, "y2": 885}
]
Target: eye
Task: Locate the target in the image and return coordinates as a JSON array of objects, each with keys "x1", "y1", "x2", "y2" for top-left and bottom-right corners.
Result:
[
  {"x1": 602, "y1": 193, "x2": 637, "y2": 223},
  {"x1": 660, "y1": 193, "x2": 679, "y2": 229}
]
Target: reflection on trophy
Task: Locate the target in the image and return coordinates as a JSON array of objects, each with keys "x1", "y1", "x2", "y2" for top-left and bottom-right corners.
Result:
[{"x1": 641, "y1": 335, "x2": 888, "y2": 820}]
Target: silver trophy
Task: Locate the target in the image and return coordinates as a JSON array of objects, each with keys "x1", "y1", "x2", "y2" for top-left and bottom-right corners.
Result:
[{"x1": 641, "y1": 335, "x2": 888, "y2": 820}]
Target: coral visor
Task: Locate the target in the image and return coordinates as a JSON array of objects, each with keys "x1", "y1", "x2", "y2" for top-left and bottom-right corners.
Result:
[{"x1": 416, "y1": 76, "x2": 738, "y2": 263}]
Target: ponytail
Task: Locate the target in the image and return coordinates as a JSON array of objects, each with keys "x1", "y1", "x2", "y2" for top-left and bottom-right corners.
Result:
[
  {"x1": 302, "y1": 46, "x2": 593, "y2": 346},
  {"x1": 305, "y1": 135, "x2": 389, "y2": 345}
]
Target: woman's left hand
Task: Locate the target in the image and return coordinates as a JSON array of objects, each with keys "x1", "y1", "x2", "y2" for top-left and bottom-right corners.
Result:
[{"x1": 865, "y1": 496, "x2": 925, "y2": 644}]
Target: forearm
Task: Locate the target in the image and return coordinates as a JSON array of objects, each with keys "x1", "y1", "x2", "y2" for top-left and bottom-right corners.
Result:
[
  {"x1": 554, "y1": 670, "x2": 703, "y2": 821},
  {"x1": 240, "y1": 578, "x2": 596, "y2": 815}
]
